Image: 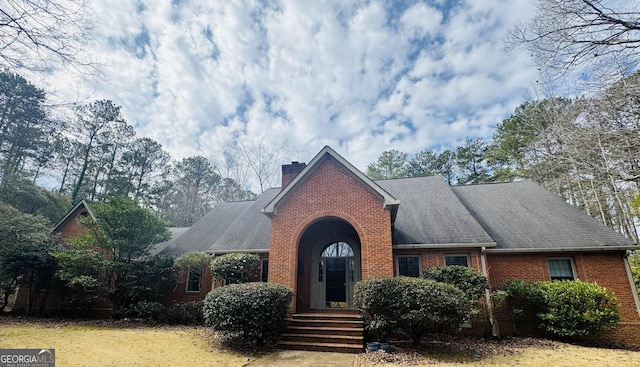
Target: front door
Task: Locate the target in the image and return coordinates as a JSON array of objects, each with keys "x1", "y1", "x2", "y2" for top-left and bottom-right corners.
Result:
[
  {"x1": 325, "y1": 258, "x2": 347, "y2": 307},
  {"x1": 313, "y1": 241, "x2": 360, "y2": 309}
]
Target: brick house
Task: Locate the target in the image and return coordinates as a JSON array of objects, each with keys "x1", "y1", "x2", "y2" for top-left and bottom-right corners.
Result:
[
  {"x1": 159, "y1": 146, "x2": 640, "y2": 344},
  {"x1": 13, "y1": 146, "x2": 640, "y2": 346}
]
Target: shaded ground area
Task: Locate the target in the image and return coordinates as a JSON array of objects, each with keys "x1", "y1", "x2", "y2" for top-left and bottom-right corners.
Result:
[{"x1": 2, "y1": 318, "x2": 640, "y2": 367}]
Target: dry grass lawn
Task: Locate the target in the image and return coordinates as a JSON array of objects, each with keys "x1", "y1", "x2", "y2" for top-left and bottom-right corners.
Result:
[
  {"x1": 2, "y1": 319, "x2": 640, "y2": 367},
  {"x1": 0, "y1": 320, "x2": 250, "y2": 367}
]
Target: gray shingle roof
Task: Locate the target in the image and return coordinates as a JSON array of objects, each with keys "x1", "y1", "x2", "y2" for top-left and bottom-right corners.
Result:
[
  {"x1": 376, "y1": 176, "x2": 495, "y2": 246},
  {"x1": 451, "y1": 181, "x2": 636, "y2": 250},
  {"x1": 159, "y1": 189, "x2": 278, "y2": 256},
  {"x1": 149, "y1": 227, "x2": 190, "y2": 256},
  {"x1": 162, "y1": 177, "x2": 635, "y2": 256}
]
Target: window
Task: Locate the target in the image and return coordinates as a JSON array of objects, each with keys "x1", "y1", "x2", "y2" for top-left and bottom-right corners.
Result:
[
  {"x1": 321, "y1": 242, "x2": 354, "y2": 257},
  {"x1": 396, "y1": 256, "x2": 421, "y2": 277},
  {"x1": 548, "y1": 258, "x2": 575, "y2": 280},
  {"x1": 445, "y1": 255, "x2": 470, "y2": 267},
  {"x1": 186, "y1": 266, "x2": 202, "y2": 292},
  {"x1": 261, "y1": 259, "x2": 269, "y2": 282}
]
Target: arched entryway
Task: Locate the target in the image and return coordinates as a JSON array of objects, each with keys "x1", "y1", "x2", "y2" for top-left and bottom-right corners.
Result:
[{"x1": 296, "y1": 217, "x2": 361, "y2": 312}]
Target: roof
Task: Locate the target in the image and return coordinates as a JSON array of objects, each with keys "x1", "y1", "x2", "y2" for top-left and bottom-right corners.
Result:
[
  {"x1": 263, "y1": 146, "x2": 399, "y2": 220},
  {"x1": 376, "y1": 176, "x2": 495, "y2": 247},
  {"x1": 53, "y1": 199, "x2": 95, "y2": 232},
  {"x1": 451, "y1": 181, "x2": 636, "y2": 251},
  {"x1": 163, "y1": 162, "x2": 636, "y2": 255},
  {"x1": 149, "y1": 227, "x2": 190, "y2": 256},
  {"x1": 158, "y1": 189, "x2": 278, "y2": 256}
]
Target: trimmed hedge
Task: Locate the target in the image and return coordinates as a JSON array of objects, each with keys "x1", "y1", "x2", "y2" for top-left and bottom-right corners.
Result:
[
  {"x1": 503, "y1": 280, "x2": 620, "y2": 339},
  {"x1": 210, "y1": 253, "x2": 260, "y2": 284},
  {"x1": 421, "y1": 265, "x2": 488, "y2": 301},
  {"x1": 353, "y1": 277, "x2": 472, "y2": 345},
  {"x1": 203, "y1": 282, "x2": 293, "y2": 345}
]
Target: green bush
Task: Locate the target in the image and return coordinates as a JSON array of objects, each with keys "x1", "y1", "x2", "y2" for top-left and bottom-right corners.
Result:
[
  {"x1": 203, "y1": 282, "x2": 293, "y2": 345},
  {"x1": 421, "y1": 265, "x2": 488, "y2": 301},
  {"x1": 503, "y1": 280, "x2": 620, "y2": 339},
  {"x1": 210, "y1": 253, "x2": 260, "y2": 284},
  {"x1": 165, "y1": 301, "x2": 204, "y2": 325},
  {"x1": 123, "y1": 300, "x2": 165, "y2": 320},
  {"x1": 353, "y1": 277, "x2": 472, "y2": 345}
]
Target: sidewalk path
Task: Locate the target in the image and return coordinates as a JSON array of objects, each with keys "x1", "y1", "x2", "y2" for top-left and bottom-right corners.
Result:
[{"x1": 244, "y1": 350, "x2": 365, "y2": 367}]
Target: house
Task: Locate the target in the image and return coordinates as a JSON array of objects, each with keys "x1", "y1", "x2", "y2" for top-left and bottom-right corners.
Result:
[
  {"x1": 160, "y1": 146, "x2": 640, "y2": 344},
  {"x1": 11, "y1": 146, "x2": 640, "y2": 346}
]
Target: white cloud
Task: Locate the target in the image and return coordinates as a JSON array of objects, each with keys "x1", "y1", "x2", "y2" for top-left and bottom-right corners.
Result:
[{"x1": 37, "y1": 0, "x2": 538, "y2": 191}]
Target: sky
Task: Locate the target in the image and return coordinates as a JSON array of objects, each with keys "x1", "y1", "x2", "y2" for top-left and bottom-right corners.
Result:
[{"x1": 42, "y1": 0, "x2": 539, "y2": 185}]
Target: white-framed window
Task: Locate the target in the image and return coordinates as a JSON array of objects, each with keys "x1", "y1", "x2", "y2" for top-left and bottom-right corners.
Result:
[
  {"x1": 186, "y1": 266, "x2": 202, "y2": 292},
  {"x1": 396, "y1": 255, "x2": 421, "y2": 277},
  {"x1": 444, "y1": 254, "x2": 470, "y2": 267},
  {"x1": 261, "y1": 259, "x2": 269, "y2": 282},
  {"x1": 548, "y1": 258, "x2": 576, "y2": 281}
]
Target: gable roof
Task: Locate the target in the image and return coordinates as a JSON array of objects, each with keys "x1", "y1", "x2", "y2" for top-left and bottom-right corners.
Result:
[
  {"x1": 162, "y1": 147, "x2": 636, "y2": 256},
  {"x1": 452, "y1": 181, "x2": 636, "y2": 252},
  {"x1": 262, "y1": 146, "x2": 399, "y2": 220},
  {"x1": 376, "y1": 176, "x2": 495, "y2": 247},
  {"x1": 53, "y1": 199, "x2": 95, "y2": 233}
]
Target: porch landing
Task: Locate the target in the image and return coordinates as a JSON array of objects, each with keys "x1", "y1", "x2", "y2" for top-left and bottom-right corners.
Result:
[{"x1": 278, "y1": 312, "x2": 364, "y2": 353}]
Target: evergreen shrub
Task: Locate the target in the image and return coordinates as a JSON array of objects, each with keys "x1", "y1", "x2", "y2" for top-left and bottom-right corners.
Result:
[
  {"x1": 353, "y1": 277, "x2": 472, "y2": 345},
  {"x1": 203, "y1": 282, "x2": 293, "y2": 345}
]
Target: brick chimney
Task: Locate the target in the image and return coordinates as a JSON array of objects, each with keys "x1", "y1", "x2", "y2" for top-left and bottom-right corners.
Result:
[{"x1": 281, "y1": 161, "x2": 306, "y2": 188}]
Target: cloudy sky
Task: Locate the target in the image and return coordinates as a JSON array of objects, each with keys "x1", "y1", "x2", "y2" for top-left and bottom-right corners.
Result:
[{"x1": 46, "y1": 0, "x2": 539, "y2": 182}]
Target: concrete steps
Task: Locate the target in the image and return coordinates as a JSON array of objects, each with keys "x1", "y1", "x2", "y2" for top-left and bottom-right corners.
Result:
[{"x1": 278, "y1": 313, "x2": 364, "y2": 353}]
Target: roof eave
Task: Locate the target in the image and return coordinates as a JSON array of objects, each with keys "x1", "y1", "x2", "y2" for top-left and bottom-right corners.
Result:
[
  {"x1": 485, "y1": 245, "x2": 638, "y2": 254},
  {"x1": 393, "y1": 242, "x2": 497, "y2": 249},
  {"x1": 206, "y1": 249, "x2": 270, "y2": 255},
  {"x1": 53, "y1": 199, "x2": 95, "y2": 232}
]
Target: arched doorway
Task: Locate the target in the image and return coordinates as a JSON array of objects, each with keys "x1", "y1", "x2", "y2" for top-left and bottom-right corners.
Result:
[{"x1": 297, "y1": 218, "x2": 361, "y2": 311}]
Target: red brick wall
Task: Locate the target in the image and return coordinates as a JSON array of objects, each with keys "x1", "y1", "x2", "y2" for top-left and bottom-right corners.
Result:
[
  {"x1": 162, "y1": 266, "x2": 214, "y2": 304},
  {"x1": 268, "y1": 158, "x2": 394, "y2": 310},
  {"x1": 487, "y1": 251, "x2": 640, "y2": 344},
  {"x1": 57, "y1": 209, "x2": 90, "y2": 239}
]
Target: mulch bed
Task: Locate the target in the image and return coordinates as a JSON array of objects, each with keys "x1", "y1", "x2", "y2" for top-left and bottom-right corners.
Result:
[{"x1": 362, "y1": 335, "x2": 559, "y2": 366}]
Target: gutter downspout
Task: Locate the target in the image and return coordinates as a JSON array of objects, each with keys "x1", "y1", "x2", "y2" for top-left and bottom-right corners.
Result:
[
  {"x1": 623, "y1": 250, "x2": 640, "y2": 317},
  {"x1": 481, "y1": 246, "x2": 498, "y2": 337}
]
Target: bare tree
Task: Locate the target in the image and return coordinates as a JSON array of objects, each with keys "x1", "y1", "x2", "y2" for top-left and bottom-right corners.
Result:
[
  {"x1": 0, "y1": 0, "x2": 94, "y2": 74},
  {"x1": 235, "y1": 137, "x2": 287, "y2": 193},
  {"x1": 507, "y1": 0, "x2": 640, "y2": 86}
]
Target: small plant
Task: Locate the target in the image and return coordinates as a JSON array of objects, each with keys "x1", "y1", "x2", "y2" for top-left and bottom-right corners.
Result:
[
  {"x1": 210, "y1": 253, "x2": 260, "y2": 284},
  {"x1": 203, "y1": 282, "x2": 293, "y2": 345},
  {"x1": 166, "y1": 301, "x2": 204, "y2": 325}
]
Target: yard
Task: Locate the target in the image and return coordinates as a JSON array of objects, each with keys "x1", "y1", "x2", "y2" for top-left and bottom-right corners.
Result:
[{"x1": 1, "y1": 318, "x2": 640, "y2": 367}]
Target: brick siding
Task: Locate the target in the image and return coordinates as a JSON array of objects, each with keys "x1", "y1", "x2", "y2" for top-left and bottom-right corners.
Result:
[{"x1": 268, "y1": 158, "x2": 394, "y2": 311}]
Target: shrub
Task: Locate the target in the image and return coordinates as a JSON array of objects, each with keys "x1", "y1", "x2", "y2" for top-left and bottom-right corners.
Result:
[
  {"x1": 203, "y1": 282, "x2": 293, "y2": 345},
  {"x1": 503, "y1": 280, "x2": 620, "y2": 339},
  {"x1": 354, "y1": 277, "x2": 472, "y2": 345},
  {"x1": 210, "y1": 253, "x2": 260, "y2": 284},
  {"x1": 166, "y1": 301, "x2": 204, "y2": 325},
  {"x1": 123, "y1": 300, "x2": 165, "y2": 320},
  {"x1": 421, "y1": 265, "x2": 488, "y2": 301}
]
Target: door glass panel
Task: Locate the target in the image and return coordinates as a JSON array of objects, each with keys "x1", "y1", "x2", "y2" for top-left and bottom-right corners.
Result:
[
  {"x1": 325, "y1": 258, "x2": 346, "y2": 308},
  {"x1": 318, "y1": 260, "x2": 324, "y2": 282}
]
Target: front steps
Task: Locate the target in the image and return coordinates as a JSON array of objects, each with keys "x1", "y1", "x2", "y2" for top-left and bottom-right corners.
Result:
[{"x1": 278, "y1": 313, "x2": 364, "y2": 353}]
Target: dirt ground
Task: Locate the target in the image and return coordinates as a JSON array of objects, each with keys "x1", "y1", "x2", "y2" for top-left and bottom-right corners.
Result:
[{"x1": 2, "y1": 319, "x2": 640, "y2": 367}]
